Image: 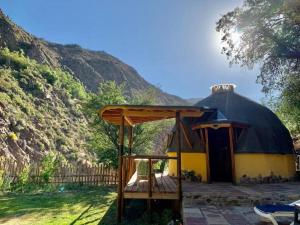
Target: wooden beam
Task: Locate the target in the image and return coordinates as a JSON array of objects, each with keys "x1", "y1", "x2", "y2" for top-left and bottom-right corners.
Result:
[
  {"x1": 204, "y1": 128, "x2": 211, "y2": 183},
  {"x1": 229, "y1": 126, "x2": 236, "y2": 184},
  {"x1": 124, "y1": 192, "x2": 179, "y2": 200},
  {"x1": 123, "y1": 155, "x2": 177, "y2": 160},
  {"x1": 192, "y1": 122, "x2": 248, "y2": 130},
  {"x1": 192, "y1": 123, "x2": 231, "y2": 130},
  {"x1": 122, "y1": 109, "x2": 203, "y2": 118},
  {"x1": 124, "y1": 116, "x2": 134, "y2": 127},
  {"x1": 180, "y1": 120, "x2": 193, "y2": 149},
  {"x1": 117, "y1": 116, "x2": 125, "y2": 222},
  {"x1": 175, "y1": 111, "x2": 182, "y2": 215},
  {"x1": 199, "y1": 129, "x2": 205, "y2": 147},
  {"x1": 128, "y1": 126, "x2": 133, "y2": 155}
]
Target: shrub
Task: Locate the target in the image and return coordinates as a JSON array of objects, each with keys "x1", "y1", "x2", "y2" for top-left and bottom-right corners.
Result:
[
  {"x1": 8, "y1": 132, "x2": 18, "y2": 141},
  {"x1": 41, "y1": 69, "x2": 58, "y2": 85},
  {"x1": 0, "y1": 169, "x2": 14, "y2": 191},
  {"x1": 0, "y1": 48, "x2": 29, "y2": 71},
  {"x1": 0, "y1": 169, "x2": 4, "y2": 188},
  {"x1": 40, "y1": 152, "x2": 59, "y2": 184},
  {"x1": 37, "y1": 142, "x2": 45, "y2": 152},
  {"x1": 16, "y1": 165, "x2": 30, "y2": 192},
  {"x1": 182, "y1": 170, "x2": 200, "y2": 182}
]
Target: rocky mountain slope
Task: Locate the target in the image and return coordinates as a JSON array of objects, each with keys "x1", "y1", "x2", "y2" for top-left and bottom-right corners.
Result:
[
  {"x1": 0, "y1": 10, "x2": 187, "y2": 105},
  {"x1": 0, "y1": 49, "x2": 93, "y2": 164}
]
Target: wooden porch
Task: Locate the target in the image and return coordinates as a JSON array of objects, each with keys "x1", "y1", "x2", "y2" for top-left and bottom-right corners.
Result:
[
  {"x1": 98, "y1": 105, "x2": 207, "y2": 222},
  {"x1": 122, "y1": 155, "x2": 179, "y2": 200}
]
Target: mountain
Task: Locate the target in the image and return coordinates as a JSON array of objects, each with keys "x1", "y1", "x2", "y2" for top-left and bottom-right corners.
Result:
[
  {"x1": 0, "y1": 10, "x2": 187, "y2": 105},
  {"x1": 185, "y1": 97, "x2": 203, "y2": 105},
  {"x1": 0, "y1": 49, "x2": 93, "y2": 164}
]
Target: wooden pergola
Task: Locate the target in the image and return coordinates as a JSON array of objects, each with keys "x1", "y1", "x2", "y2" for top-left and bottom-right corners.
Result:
[{"x1": 99, "y1": 105, "x2": 206, "y2": 222}]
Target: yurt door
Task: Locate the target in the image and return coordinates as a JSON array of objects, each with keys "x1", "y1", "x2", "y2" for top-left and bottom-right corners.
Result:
[{"x1": 208, "y1": 128, "x2": 232, "y2": 182}]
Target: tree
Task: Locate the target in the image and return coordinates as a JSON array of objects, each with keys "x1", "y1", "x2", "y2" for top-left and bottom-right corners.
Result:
[
  {"x1": 85, "y1": 81, "x2": 169, "y2": 168},
  {"x1": 216, "y1": 0, "x2": 300, "y2": 93},
  {"x1": 266, "y1": 75, "x2": 300, "y2": 137}
]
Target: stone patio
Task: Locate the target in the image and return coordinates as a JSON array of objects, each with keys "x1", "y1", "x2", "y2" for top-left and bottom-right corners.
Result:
[
  {"x1": 182, "y1": 182, "x2": 300, "y2": 225},
  {"x1": 183, "y1": 206, "x2": 292, "y2": 225}
]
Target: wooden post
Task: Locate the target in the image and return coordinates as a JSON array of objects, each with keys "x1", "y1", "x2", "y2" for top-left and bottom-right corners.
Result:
[
  {"x1": 175, "y1": 112, "x2": 182, "y2": 215},
  {"x1": 229, "y1": 126, "x2": 236, "y2": 184},
  {"x1": 128, "y1": 126, "x2": 133, "y2": 155},
  {"x1": 147, "y1": 158, "x2": 152, "y2": 215},
  {"x1": 117, "y1": 115, "x2": 125, "y2": 223},
  {"x1": 148, "y1": 158, "x2": 152, "y2": 198},
  {"x1": 204, "y1": 128, "x2": 211, "y2": 183}
]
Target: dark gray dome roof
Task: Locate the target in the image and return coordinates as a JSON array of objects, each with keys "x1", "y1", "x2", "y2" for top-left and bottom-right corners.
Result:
[{"x1": 194, "y1": 91, "x2": 294, "y2": 154}]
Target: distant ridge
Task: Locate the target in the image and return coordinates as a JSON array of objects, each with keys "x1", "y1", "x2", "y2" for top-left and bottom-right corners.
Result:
[
  {"x1": 186, "y1": 97, "x2": 203, "y2": 105},
  {"x1": 0, "y1": 10, "x2": 187, "y2": 105}
]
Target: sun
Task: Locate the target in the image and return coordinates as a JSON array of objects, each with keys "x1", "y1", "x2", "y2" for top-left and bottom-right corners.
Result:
[
  {"x1": 230, "y1": 30, "x2": 241, "y2": 44},
  {"x1": 213, "y1": 29, "x2": 241, "y2": 54}
]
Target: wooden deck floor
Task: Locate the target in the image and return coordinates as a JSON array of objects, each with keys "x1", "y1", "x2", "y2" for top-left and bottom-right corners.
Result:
[{"x1": 124, "y1": 172, "x2": 178, "y2": 200}]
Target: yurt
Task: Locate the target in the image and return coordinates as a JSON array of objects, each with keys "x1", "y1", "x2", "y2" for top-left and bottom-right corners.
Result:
[{"x1": 167, "y1": 84, "x2": 296, "y2": 183}]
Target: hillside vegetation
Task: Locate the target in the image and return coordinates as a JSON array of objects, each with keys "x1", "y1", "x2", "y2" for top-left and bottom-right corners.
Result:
[
  {"x1": 0, "y1": 10, "x2": 184, "y2": 164},
  {"x1": 0, "y1": 48, "x2": 93, "y2": 163}
]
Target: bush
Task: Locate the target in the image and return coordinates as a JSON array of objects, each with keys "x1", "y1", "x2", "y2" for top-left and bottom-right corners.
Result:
[
  {"x1": 8, "y1": 132, "x2": 18, "y2": 141},
  {"x1": 153, "y1": 160, "x2": 167, "y2": 173},
  {"x1": 0, "y1": 48, "x2": 29, "y2": 71},
  {"x1": 16, "y1": 166, "x2": 30, "y2": 192},
  {"x1": 0, "y1": 169, "x2": 4, "y2": 188},
  {"x1": 40, "y1": 152, "x2": 59, "y2": 184},
  {"x1": 182, "y1": 170, "x2": 201, "y2": 182},
  {"x1": 0, "y1": 169, "x2": 14, "y2": 191},
  {"x1": 41, "y1": 69, "x2": 58, "y2": 85}
]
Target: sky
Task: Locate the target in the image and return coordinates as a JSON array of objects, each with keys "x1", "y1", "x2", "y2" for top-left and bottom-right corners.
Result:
[{"x1": 1, "y1": 0, "x2": 264, "y2": 102}]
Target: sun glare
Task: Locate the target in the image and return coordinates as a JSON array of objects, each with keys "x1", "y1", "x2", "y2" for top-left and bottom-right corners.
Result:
[{"x1": 230, "y1": 30, "x2": 241, "y2": 44}]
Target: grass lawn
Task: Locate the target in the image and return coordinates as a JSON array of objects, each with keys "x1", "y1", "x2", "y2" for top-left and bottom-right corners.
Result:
[{"x1": 0, "y1": 186, "x2": 118, "y2": 225}]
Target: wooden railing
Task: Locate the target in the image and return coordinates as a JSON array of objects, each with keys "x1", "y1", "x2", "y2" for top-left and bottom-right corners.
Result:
[{"x1": 121, "y1": 155, "x2": 178, "y2": 197}]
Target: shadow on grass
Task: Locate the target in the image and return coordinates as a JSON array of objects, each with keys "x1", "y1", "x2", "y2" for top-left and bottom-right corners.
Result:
[
  {"x1": 0, "y1": 186, "x2": 177, "y2": 225},
  {"x1": 97, "y1": 200, "x2": 118, "y2": 225},
  {"x1": 69, "y1": 204, "x2": 95, "y2": 225},
  {"x1": 98, "y1": 199, "x2": 150, "y2": 225},
  {"x1": 0, "y1": 186, "x2": 117, "y2": 225},
  {"x1": 98, "y1": 199, "x2": 177, "y2": 225}
]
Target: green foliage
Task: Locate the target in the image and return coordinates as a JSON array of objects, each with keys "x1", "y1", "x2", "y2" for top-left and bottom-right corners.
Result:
[
  {"x1": 182, "y1": 170, "x2": 201, "y2": 182},
  {"x1": 0, "y1": 47, "x2": 30, "y2": 71},
  {"x1": 266, "y1": 75, "x2": 300, "y2": 137},
  {"x1": 0, "y1": 187, "x2": 117, "y2": 224},
  {"x1": 8, "y1": 132, "x2": 18, "y2": 141},
  {"x1": 85, "y1": 81, "x2": 170, "y2": 168},
  {"x1": 0, "y1": 170, "x2": 4, "y2": 188},
  {"x1": 152, "y1": 160, "x2": 167, "y2": 173},
  {"x1": 0, "y1": 169, "x2": 13, "y2": 191},
  {"x1": 137, "y1": 160, "x2": 149, "y2": 176},
  {"x1": 0, "y1": 48, "x2": 87, "y2": 100},
  {"x1": 40, "y1": 67, "x2": 58, "y2": 85},
  {"x1": 16, "y1": 165, "x2": 30, "y2": 192},
  {"x1": 216, "y1": 0, "x2": 300, "y2": 93},
  {"x1": 0, "y1": 48, "x2": 92, "y2": 163},
  {"x1": 40, "y1": 152, "x2": 59, "y2": 184}
]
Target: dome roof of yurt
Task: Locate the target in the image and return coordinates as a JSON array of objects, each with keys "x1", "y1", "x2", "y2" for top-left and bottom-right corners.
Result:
[{"x1": 168, "y1": 84, "x2": 294, "y2": 154}]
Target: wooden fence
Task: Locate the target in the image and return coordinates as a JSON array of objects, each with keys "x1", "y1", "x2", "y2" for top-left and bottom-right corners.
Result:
[{"x1": 0, "y1": 160, "x2": 118, "y2": 186}]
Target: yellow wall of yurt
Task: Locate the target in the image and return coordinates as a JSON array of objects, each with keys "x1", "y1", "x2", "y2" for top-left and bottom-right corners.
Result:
[
  {"x1": 167, "y1": 152, "x2": 295, "y2": 183},
  {"x1": 235, "y1": 153, "x2": 296, "y2": 181},
  {"x1": 167, "y1": 152, "x2": 208, "y2": 182}
]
